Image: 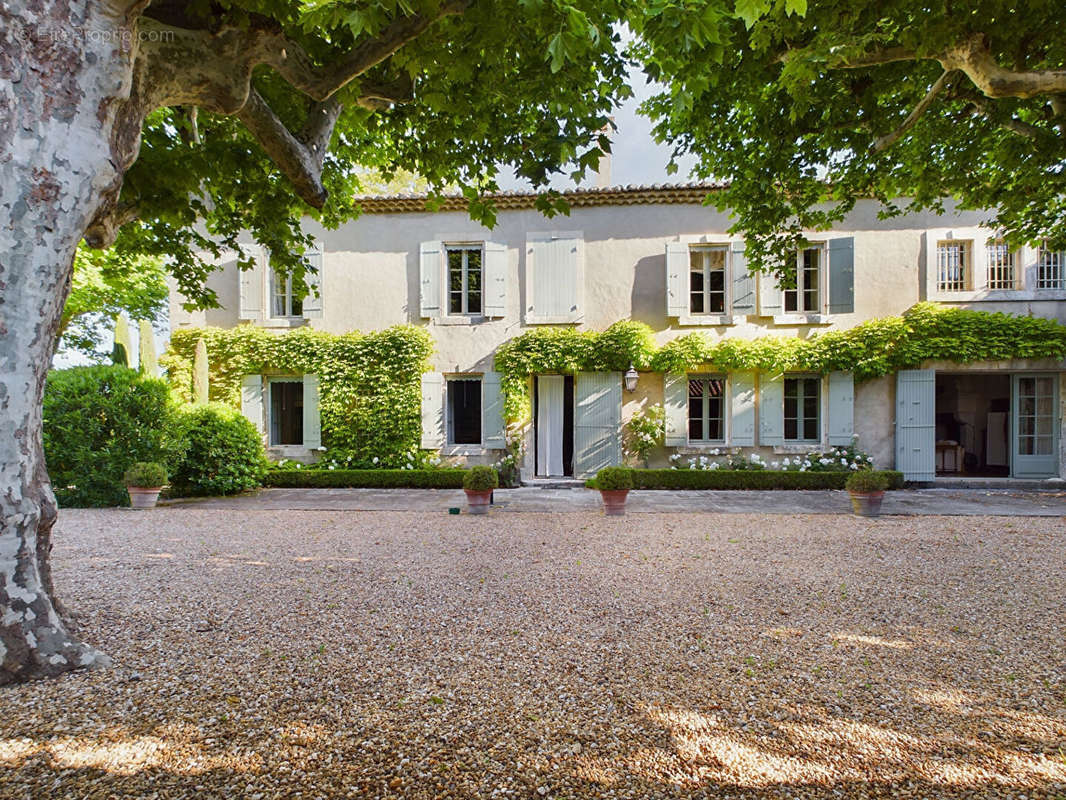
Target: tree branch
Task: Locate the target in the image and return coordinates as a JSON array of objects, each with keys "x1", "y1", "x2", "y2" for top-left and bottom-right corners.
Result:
[
  {"x1": 871, "y1": 70, "x2": 954, "y2": 154},
  {"x1": 941, "y1": 34, "x2": 1066, "y2": 99}
]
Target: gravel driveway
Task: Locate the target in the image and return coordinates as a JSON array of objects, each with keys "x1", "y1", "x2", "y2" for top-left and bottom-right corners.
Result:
[{"x1": 1, "y1": 509, "x2": 1064, "y2": 799}]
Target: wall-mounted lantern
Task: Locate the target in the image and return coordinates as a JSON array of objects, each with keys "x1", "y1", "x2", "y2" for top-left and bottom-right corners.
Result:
[{"x1": 623, "y1": 364, "x2": 639, "y2": 393}]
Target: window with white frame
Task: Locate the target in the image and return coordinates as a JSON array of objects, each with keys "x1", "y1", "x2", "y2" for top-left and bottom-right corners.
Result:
[
  {"x1": 271, "y1": 271, "x2": 303, "y2": 317},
  {"x1": 689, "y1": 246, "x2": 727, "y2": 314},
  {"x1": 985, "y1": 240, "x2": 1016, "y2": 290},
  {"x1": 446, "y1": 377, "x2": 482, "y2": 445},
  {"x1": 687, "y1": 375, "x2": 726, "y2": 442},
  {"x1": 936, "y1": 241, "x2": 971, "y2": 292},
  {"x1": 269, "y1": 380, "x2": 303, "y2": 445},
  {"x1": 783, "y1": 246, "x2": 823, "y2": 313},
  {"x1": 446, "y1": 244, "x2": 483, "y2": 315},
  {"x1": 1038, "y1": 246, "x2": 1065, "y2": 290},
  {"x1": 784, "y1": 376, "x2": 820, "y2": 442}
]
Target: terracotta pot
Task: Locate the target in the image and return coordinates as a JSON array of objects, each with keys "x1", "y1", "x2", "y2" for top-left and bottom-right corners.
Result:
[
  {"x1": 127, "y1": 486, "x2": 163, "y2": 510},
  {"x1": 464, "y1": 489, "x2": 493, "y2": 515},
  {"x1": 849, "y1": 490, "x2": 884, "y2": 517},
  {"x1": 600, "y1": 489, "x2": 629, "y2": 516}
]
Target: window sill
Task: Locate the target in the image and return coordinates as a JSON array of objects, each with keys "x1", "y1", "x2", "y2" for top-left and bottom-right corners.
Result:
[
  {"x1": 441, "y1": 444, "x2": 486, "y2": 456},
  {"x1": 676, "y1": 314, "x2": 734, "y2": 327},
  {"x1": 675, "y1": 445, "x2": 739, "y2": 454},
  {"x1": 525, "y1": 313, "x2": 583, "y2": 325},
  {"x1": 772, "y1": 443, "x2": 826, "y2": 454},
  {"x1": 931, "y1": 289, "x2": 1066, "y2": 302},
  {"x1": 433, "y1": 316, "x2": 499, "y2": 326},
  {"x1": 770, "y1": 314, "x2": 831, "y2": 326},
  {"x1": 258, "y1": 317, "x2": 307, "y2": 329}
]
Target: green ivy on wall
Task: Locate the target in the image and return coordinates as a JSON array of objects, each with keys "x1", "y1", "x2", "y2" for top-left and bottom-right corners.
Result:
[{"x1": 163, "y1": 325, "x2": 432, "y2": 461}]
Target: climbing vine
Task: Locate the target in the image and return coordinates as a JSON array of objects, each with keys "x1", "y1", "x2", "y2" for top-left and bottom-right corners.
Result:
[{"x1": 163, "y1": 325, "x2": 432, "y2": 462}]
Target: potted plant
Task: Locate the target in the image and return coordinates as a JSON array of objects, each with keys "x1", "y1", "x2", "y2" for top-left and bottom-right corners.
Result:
[
  {"x1": 845, "y1": 470, "x2": 890, "y2": 517},
  {"x1": 592, "y1": 466, "x2": 633, "y2": 516},
  {"x1": 124, "y1": 462, "x2": 168, "y2": 509},
  {"x1": 463, "y1": 466, "x2": 499, "y2": 515}
]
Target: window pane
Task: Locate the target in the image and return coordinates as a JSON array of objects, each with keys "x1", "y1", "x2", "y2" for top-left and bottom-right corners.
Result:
[
  {"x1": 937, "y1": 242, "x2": 968, "y2": 291},
  {"x1": 272, "y1": 272, "x2": 287, "y2": 317},
  {"x1": 802, "y1": 248, "x2": 819, "y2": 312},
  {"x1": 784, "y1": 419, "x2": 798, "y2": 440},
  {"x1": 448, "y1": 379, "x2": 482, "y2": 444},
  {"x1": 707, "y1": 397, "x2": 722, "y2": 440},
  {"x1": 803, "y1": 416, "x2": 819, "y2": 441},
  {"x1": 689, "y1": 267, "x2": 705, "y2": 314},
  {"x1": 986, "y1": 242, "x2": 1015, "y2": 289},
  {"x1": 708, "y1": 268, "x2": 725, "y2": 313},
  {"x1": 448, "y1": 250, "x2": 463, "y2": 314}
]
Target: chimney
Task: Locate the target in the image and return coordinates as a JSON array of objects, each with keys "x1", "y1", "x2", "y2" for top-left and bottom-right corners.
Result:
[{"x1": 595, "y1": 118, "x2": 613, "y2": 189}]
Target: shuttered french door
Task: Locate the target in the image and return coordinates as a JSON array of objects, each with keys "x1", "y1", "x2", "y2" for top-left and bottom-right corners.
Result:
[
  {"x1": 574, "y1": 372, "x2": 622, "y2": 478},
  {"x1": 1012, "y1": 374, "x2": 1059, "y2": 478},
  {"x1": 536, "y1": 376, "x2": 565, "y2": 477},
  {"x1": 895, "y1": 369, "x2": 935, "y2": 481}
]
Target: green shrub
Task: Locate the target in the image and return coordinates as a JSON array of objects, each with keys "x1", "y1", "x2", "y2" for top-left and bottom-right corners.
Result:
[
  {"x1": 168, "y1": 403, "x2": 268, "y2": 496},
  {"x1": 845, "y1": 470, "x2": 891, "y2": 493},
  {"x1": 463, "y1": 466, "x2": 499, "y2": 491},
  {"x1": 592, "y1": 466, "x2": 634, "y2": 491},
  {"x1": 264, "y1": 469, "x2": 467, "y2": 489},
  {"x1": 587, "y1": 468, "x2": 905, "y2": 491},
  {"x1": 123, "y1": 462, "x2": 167, "y2": 487},
  {"x1": 43, "y1": 365, "x2": 171, "y2": 507}
]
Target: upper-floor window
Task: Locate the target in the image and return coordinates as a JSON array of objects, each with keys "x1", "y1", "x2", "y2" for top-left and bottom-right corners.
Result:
[
  {"x1": 687, "y1": 375, "x2": 726, "y2": 442},
  {"x1": 784, "y1": 246, "x2": 823, "y2": 313},
  {"x1": 271, "y1": 271, "x2": 303, "y2": 318},
  {"x1": 689, "y1": 246, "x2": 727, "y2": 315},
  {"x1": 784, "y1": 376, "x2": 820, "y2": 442},
  {"x1": 447, "y1": 244, "x2": 483, "y2": 315},
  {"x1": 936, "y1": 241, "x2": 972, "y2": 292},
  {"x1": 985, "y1": 240, "x2": 1017, "y2": 290},
  {"x1": 1038, "y1": 246, "x2": 1065, "y2": 290}
]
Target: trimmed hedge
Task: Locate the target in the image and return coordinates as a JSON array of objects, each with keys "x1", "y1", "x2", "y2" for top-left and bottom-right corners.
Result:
[
  {"x1": 168, "y1": 403, "x2": 268, "y2": 496},
  {"x1": 265, "y1": 468, "x2": 467, "y2": 489},
  {"x1": 586, "y1": 469, "x2": 905, "y2": 491}
]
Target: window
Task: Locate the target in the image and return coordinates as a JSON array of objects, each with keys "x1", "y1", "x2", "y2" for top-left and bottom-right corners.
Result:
[
  {"x1": 271, "y1": 271, "x2": 303, "y2": 317},
  {"x1": 986, "y1": 241, "x2": 1016, "y2": 290},
  {"x1": 269, "y1": 380, "x2": 303, "y2": 445},
  {"x1": 1017, "y1": 376, "x2": 1056, "y2": 456},
  {"x1": 687, "y1": 376, "x2": 726, "y2": 442},
  {"x1": 447, "y1": 245, "x2": 483, "y2": 315},
  {"x1": 689, "y1": 246, "x2": 727, "y2": 314},
  {"x1": 447, "y1": 377, "x2": 482, "y2": 445},
  {"x1": 784, "y1": 246, "x2": 822, "y2": 313},
  {"x1": 1038, "y1": 246, "x2": 1065, "y2": 290},
  {"x1": 936, "y1": 241, "x2": 971, "y2": 292},
  {"x1": 784, "y1": 376, "x2": 820, "y2": 442}
]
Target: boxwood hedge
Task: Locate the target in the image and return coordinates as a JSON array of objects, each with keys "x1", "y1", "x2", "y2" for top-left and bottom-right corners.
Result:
[
  {"x1": 587, "y1": 469, "x2": 905, "y2": 491},
  {"x1": 265, "y1": 468, "x2": 467, "y2": 489}
]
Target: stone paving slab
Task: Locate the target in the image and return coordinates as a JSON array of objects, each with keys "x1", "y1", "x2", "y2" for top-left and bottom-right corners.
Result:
[{"x1": 167, "y1": 487, "x2": 1066, "y2": 515}]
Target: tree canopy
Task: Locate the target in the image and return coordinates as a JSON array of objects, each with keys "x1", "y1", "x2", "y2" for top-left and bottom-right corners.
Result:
[{"x1": 632, "y1": 0, "x2": 1066, "y2": 270}]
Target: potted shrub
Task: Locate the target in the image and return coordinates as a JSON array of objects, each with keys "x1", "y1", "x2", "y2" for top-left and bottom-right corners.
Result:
[
  {"x1": 845, "y1": 470, "x2": 890, "y2": 517},
  {"x1": 463, "y1": 466, "x2": 499, "y2": 515},
  {"x1": 593, "y1": 466, "x2": 633, "y2": 516},
  {"x1": 123, "y1": 462, "x2": 168, "y2": 509}
]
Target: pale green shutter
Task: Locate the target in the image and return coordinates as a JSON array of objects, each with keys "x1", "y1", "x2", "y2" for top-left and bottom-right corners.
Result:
[
  {"x1": 828, "y1": 237, "x2": 855, "y2": 314},
  {"x1": 420, "y1": 372, "x2": 444, "y2": 448},
  {"x1": 302, "y1": 374, "x2": 322, "y2": 449},
  {"x1": 241, "y1": 375, "x2": 265, "y2": 436},
  {"x1": 482, "y1": 371, "x2": 506, "y2": 448},
  {"x1": 730, "y1": 371, "x2": 756, "y2": 446},
  {"x1": 758, "y1": 270, "x2": 782, "y2": 317},
  {"x1": 896, "y1": 369, "x2": 935, "y2": 481},
  {"x1": 238, "y1": 245, "x2": 264, "y2": 321},
  {"x1": 529, "y1": 234, "x2": 580, "y2": 320},
  {"x1": 731, "y1": 241, "x2": 754, "y2": 313},
  {"x1": 574, "y1": 372, "x2": 622, "y2": 477},
  {"x1": 665, "y1": 242, "x2": 687, "y2": 317},
  {"x1": 419, "y1": 241, "x2": 442, "y2": 318},
  {"x1": 827, "y1": 371, "x2": 854, "y2": 445},
  {"x1": 759, "y1": 372, "x2": 784, "y2": 446},
  {"x1": 483, "y1": 242, "x2": 507, "y2": 317},
  {"x1": 663, "y1": 372, "x2": 689, "y2": 446},
  {"x1": 302, "y1": 248, "x2": 323, "y2": 318}
]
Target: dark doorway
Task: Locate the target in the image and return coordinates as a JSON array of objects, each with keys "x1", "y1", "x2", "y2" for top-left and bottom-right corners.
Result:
[
  {"x1": 935, "y1": 373, "x2": 1010, "y2": 476},
  {"x1": 270, "y1": 381, "x2": 304, "y2": 445}
]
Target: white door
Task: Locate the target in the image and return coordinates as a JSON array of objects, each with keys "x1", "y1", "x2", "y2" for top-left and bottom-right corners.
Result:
[
  {"x1": 574, "y1": 372, "x2": 622, "y2": 478},
  {"x1": 895, "y1": 369, "x2": 935, "y2": 481},
  {"x1": 536, "y1": 376, "x2": 565, "y2": 476},
  {"x1": 1012, "y1": 374, "x2": 1059, "y2": 478}
]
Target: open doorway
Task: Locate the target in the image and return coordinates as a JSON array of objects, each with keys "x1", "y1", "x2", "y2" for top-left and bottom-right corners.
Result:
[
  {"x1": 935, "y1": 373, "x2": 1010, "y2": 476},
  {"x1": 533, "y1": 375, "x2": 574, "y2": 477}
]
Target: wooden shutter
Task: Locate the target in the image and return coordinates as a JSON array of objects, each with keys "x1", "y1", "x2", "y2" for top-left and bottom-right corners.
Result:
[
  {"x1": 574, "y1": 372, "x2": 622, "y2": 477},
  {"x1": 759, "y1": 372, "x2": 785, "y2": 446},
  {"x1": 483, "y1": 242, "x2": 507, "y2": 317},
  {"x1": 419, "y1": 241, "x2": 442, "y2": 318},
  {"x1": 758, "y1": 270, "x2": 782, "y2": 317},
  {"x1": 730, "y1": 371, "x2": 756, "y2": 446},
  {"x1": 238, "y1": 245, "x2": 265, "y2": 321},
  {"x1": 663, "y1": 372, "x2": 688, "y2": 446},
  {"x1": 302, "y1": 373, "x2": 322, "y2": 449},
  {"x1": 528, "y1": 234, "x2": 581, "y2": 321},
  {"x1": 240, "y1": 375, "x2": 265, "y2": 435},
  {"x1": 482, "y1": 371, "x2": 506, "y2": 448},
  {"x1": 420, "y1": 372, "x2": 444, "y2": 448},
  {"x1": 731, "y1": 241, "x2": 754, "y2": 313},
  {"x1": 665, "y1": 242, "x2": 687, "y2": 317},
  {"x1": 828, "y1": 236, "x2": 855, "y2": 313},
  {"x1": 827, "y1": 371, "x2": 855, "y2": 445},
  {"x1": 895, "y1": 369, "x2": 935, "y2": 481},
  {"x1": 302, "y1": 248, "x2": 323, "y2": 319}
]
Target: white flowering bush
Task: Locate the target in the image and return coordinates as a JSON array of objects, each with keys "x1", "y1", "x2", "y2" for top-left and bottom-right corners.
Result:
[
  {"x1": 625, "y1": 404, "x2": 665, "y2": 466},
  {"x1": 271, "y1": 447, "x2": 445, "y2": 471},
  {"x1": 666, "y1": 437, "x2": 874, "y2": 473}
]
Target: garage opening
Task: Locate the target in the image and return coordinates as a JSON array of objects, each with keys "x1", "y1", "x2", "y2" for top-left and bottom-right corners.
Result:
[{"x1": 935, "y1": 373, "x2": 1010, "y2": 476}]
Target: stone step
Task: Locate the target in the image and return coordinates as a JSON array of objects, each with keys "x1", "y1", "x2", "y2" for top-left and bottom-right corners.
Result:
[
  {"x1": 932, "y1": 476, "x2": 1064, "y2": 490},
  {"x1": 519, "y1": 478, "x2": 587, "y2": 489}
]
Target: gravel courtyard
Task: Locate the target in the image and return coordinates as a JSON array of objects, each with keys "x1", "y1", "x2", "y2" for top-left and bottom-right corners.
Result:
[{"x1": 1, "y1": 510, "x2": 1064, "y2": 799}]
